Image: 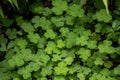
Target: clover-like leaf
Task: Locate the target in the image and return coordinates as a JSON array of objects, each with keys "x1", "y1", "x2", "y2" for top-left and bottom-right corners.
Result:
[
  {"x1": 31, "y1": 16, "x2": 41, "y2": 28},
  {"x1": 16, "y1": 38, "x2": 28, "y2": 49},
  {"x1": 45, "y1": 41, "x2": 56, "y2": 54},
  {"x1": 20, "y1": 22, "x2": 35, "y2": 33},
  {"x1": 20, "y1": 48, "x2": 34, "y2": 61},
  {"x1": 67, "y1": 4, "x2": 84, "y2": 17},
  {"x1": 17, "y1": 67, "x2": 31, "y2": 79},
  {"x1": 77, "y1": 48, "x2": 91, "y2": 61},
  {"x1": 52, "y1": 0, "x2": 68, "y2": 15},
  {"x1": 93, "y1": 9, "x2": 112, "y2": 22},
  {"x1": 8, "y1": 53, "x2": 24, "y2": 67},
  {"x1": 98, "y1": 40, "x2": 115, "y2": 54},
  {"x1": 44, "y1": 29, "x2": 57, "y2": 39},
  {"x1": 57, "y1": 39, "x2": 65, "y2": 48},
  {"x1": 51, "y1": 16, "x2": 65, "y2": 27},
  {"x1": 54, "y1": 62, "x2": 69, "y2": 75},
  {"x1": 114, "y1": 65, "x2": 120, "y2": 75},
  {"x1": 94, "y1": 57, "x2": 104, "y2": 65},
  {"x1": 27, "y1": 33, "x2": 40, "y2": 44},
  {"x1": 5, "y1": 28, "x2": 17, "y2": 39},
  {"x1": 87, "y1": 40, "x2": 97, "y2": 49}
]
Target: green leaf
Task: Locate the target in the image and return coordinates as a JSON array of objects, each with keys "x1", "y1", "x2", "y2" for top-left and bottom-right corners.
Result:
[
  {"x1": 39, "y1": 17, "x2": 52, "y2": 30},
  {"x1": 57, "y1": 39, "x2": 65, "y2": 48},
  {"x1": 33, "y1": 49, "x2": 50, "y2": 66},
  {"x1": 52, "y1": 0, "x2": 68, "y2": 15},
  {"x1": 65, "y1": 32, "x2": 78, "y2": 48},
  {"x1": 64, "y1": 57, "x2": 74, "y2": 65},
  {"x1": 54, "y1": 76, "x2": 65, "y2": 80},
  {"x1": 20, "y1": 22, "x2": 35, "y2": 33},
  {"x1": 77, "y1": 48, "x2": 91, "y2": 61},
  {"x1": 51, "y1": 16, "x2": 65, "y2": 27},
  {"x1": 31, "y1": 16, "x2": 41, "y2": 28},
  {"x1": 41, "y1": 63, "x2": 53, "y2": 76},
  {"x1": 87, "y1": 40, "x2": 97, "y2": 49},
  {"x1": 94, "y1": 57, "x2": 104, "y2": 65},
  {"x1": 27, "y1": 33, "x2": 40, "y2": 44},
  {"x1": 77, "y1": 73, "x2": 85, "y2": 80},
  {"x1": 16, "y1": 38, "x2": 28, "y2": 49},
  {"x1": 42, "y1": 7, "x2": 52, "y2": 16},
  {"x1": 114, "y1": 65, "x2": 120, "y2": 75},
  {"x1": 52, "y1": 54, "x2": 61, "y2": 62},
  {"x1": 33, "y1": 6, "x2": 43, "y2": 14},
  {"x1": 65, "y1": 15, "x2": 75, "y2": 25},
  {"x1": 8, "y1": 53, "x2": 24, "y2": 67},
  {"x1": 104, "y1": 61, "x2": 113, "y2": 68},
  {"x1": 76, "y1": 36, "x2": 88, "y2": 46},
  {"x1": 20, "y1": 48, "x2": 33, "y2": 61},
  {"x1": 45, "y1": 41, "x2": 56, "y2": 54},
  {"x1": 44, "y1": 29, "x2": 57, "y2": 39},
  {"x1": 93, "y1": 9, "x2": 112, "y2": 22},
  {"x1": 54, "y1": 62, "x2": 69, "y2": 75},
  {"x1": 98, "y1": 40, "x2": 115, "y2": 54},
  {"x1": 5, "y1": 28, "x2": 17, "y2": 39},
  {"x1": 37, "y1": 37, "x2": 46, "y2": 48},
  {"x1": 67, "y1": 4, "x2": 84, "y2": 17},
  {"x1": 17, "y1": 67, "x2": 31, "y2": 79},
  {"x1": 60, "y1": 27, "x2": 69, "y2": 36}
]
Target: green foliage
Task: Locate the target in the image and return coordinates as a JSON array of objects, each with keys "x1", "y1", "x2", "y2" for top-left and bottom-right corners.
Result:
[{"x1": 0, "y1": 0, "x2": 120, "y2": 80}]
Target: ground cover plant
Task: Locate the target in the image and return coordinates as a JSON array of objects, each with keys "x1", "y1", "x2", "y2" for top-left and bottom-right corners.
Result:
[{"x1": 0, "y1": 0, "x2": 120, "y2": 80}]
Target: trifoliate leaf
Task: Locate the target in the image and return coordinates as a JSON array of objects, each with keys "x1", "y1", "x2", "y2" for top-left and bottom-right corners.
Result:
[
  {"x1": 5, "y1": 28, "x2": 17, "y2": 39},
  {"x1": 27, "y1": 33, "x2": 40, "y2": 44},
  {"x1": 67, "y1": 4, "x2": 84, "y2": 17},
  {"x1": 64, "y1": 57, "x2": 74, "y2": 65},
  {"x1": 82, "y1": 67, "x2": 91, "y2": 75},
  {"x1": 42, "y1": 7, "x2": 52, "y2": 16},
  {"x1": 54, "y1": 62, "x2": 69, "y2": 75},
  {"x1": 20, "y1": 48, "x2": 33, "y2": 61},
  {"x1": 94, "y1": 57, "x2": 104, "y2": 65},
  {"x1": 41, "y1": 63, "x2": 53, "y2": 76},
  {"x1": 33, "y1": 49, "x2": 50, "y2": 66},
  {"x1": 39, "y1": 17, "x2": 52, "y2": 30},
  {"x1": 76, "y1": 36, "x2": 88, "y2": 46},
  {"x1": 65, "y1": 32, "x2": 78, "y2": 48},
  {"x1": 52, "y1": 0, "x2": 68, "y2": 15},
  {"x1": 20, "y1": 22, "x2": 35, "y2": 33},
  {"x1": 57, "y1": 39, "x2": 65, "y2": 48},
  {"x1": 26, "y1": 62, "x2": 40, "y2": 72},
  {"x1": 77, "y1": 48, "x2": 91, "y2": 61},
  {"x1": 33, "y1": 6, "x2": 43, "y2": 14},
  {"x1": 8, "y1": 53, "x2": 24, "y2": 67},
  {"x1": 31, "y1": 16, "x2": 41, "y2": 28},
  {"x1": 60, "y1": 27, "x2": 69, "y2": 36},
  {"x1": 45, "y1": 41, "x2": 56, "y2": 54},
  {"x1": 51, "y1": 16, "x2": 65, "y2": 27},
  {"x1": 114, "y1": 65, "x2": 120, "y2": 75},
  {"x1": 16, "y1": 38, "x2": 28, "y2": 49},
  {"x1": 52, "y1": 54, "x2": 61, "y2": 62},
  {"x1": 98, "y1": 40, "x2": 115, "y2": 54},
  {"x1": 77, "y1": 73, "x2": 85, "y2": 80},
  {"x1": 87, "y1": 40, "x2": 97, "y2": 49},
  {"x1": 37, "y1": 37, "x2": 46, "y2": 48},
  {"x1": 44, "y1": 29, "x2": 57, "y2": 39},
  {"x1": 93, "y1": 9, "x2": 112, "y2": 22},
  {"x1": 65, "y1": 15, "x2": 75, "y2": 25},
  {"x1": 104, "y1": 61, "x2": 113, "y2": 68},
  {"x1": 17, "y1": 67, "x2": 31, "y2": 79}
]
